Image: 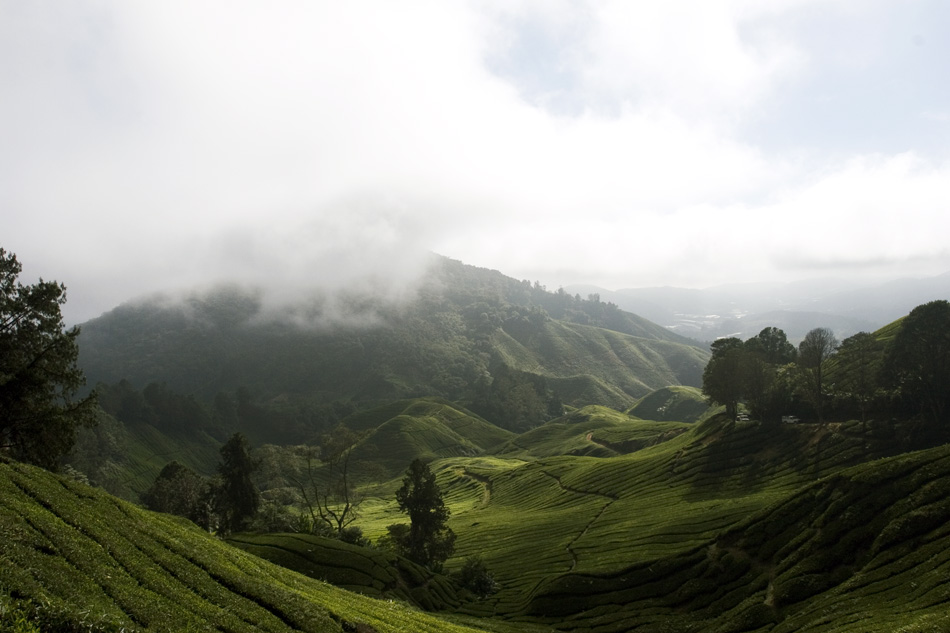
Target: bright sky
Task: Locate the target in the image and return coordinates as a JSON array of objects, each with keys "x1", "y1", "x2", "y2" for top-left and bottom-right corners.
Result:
[{"x1": 3, "y1": 1, "x2": 950, "y2": 322}]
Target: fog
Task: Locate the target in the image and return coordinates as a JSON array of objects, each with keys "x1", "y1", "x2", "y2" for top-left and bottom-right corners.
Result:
[{"x1": 3, "y1": 1, "x2": 949, "y2": 324}]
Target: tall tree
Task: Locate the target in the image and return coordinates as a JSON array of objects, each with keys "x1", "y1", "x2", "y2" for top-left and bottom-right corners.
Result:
[
  {"x1": 391, "y1": 458, "x2": 456, "y2": 571},
  {"x1": 884, "y1": 300, "x2": 950, "y2": 433},
  {"x1": 0, "y1": 248, "x2": 97, "y2": 470},
  {"x1": 833, "y1": 331, "x2": 883, "y2": 434},
  {"x1": 797, "y1": 327, "x2": 838, "y2": 425},
  {"x1": 216, "y1": 432, "x2": 260, "y2": 534},
  {"x1": 702, "y1": 337, "x2": 745, "y2": 419}
]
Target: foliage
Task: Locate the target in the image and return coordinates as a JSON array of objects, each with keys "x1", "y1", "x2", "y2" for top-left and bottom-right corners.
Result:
[
  {"x1": 701, "y1": 337, "x2": 745, "y2": 419},
  {"x1": 0, "y1": 248, "x2": 97, "y2": 470},
  {"x1": 455, "y1": 555, "x2": 498, "y2": 599},
  {"x1": 884, "y1": 300, "x2": 950, "y2": 434},
  {"x1": 392, "y1": 459, "x2": 456, "y2": 571},
  {"x1": 292, "y1": 427, "x2": 365, "y2": 538},
  {"x1": 140, "y1": 460, "x2": 207, "y2": 523},
  {"x1": 797, "y1": 327, "x2": 839, "y2": 424},
  {"x1": 216, "y1": 432, "x2": 260, "y2": 533}
]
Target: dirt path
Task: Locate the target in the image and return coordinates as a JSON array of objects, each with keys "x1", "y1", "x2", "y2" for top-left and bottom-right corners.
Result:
[
  {"x1": 539, "y1": 469, "x2": 618, "y2": 572},
  {"x1": 459, "y1": 467, "x2": 493, "y2": 508}
]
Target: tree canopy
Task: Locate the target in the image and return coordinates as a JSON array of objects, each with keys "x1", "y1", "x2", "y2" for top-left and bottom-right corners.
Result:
[
  {"x1": 0, "y1": 248, "x2": 97, "y2": 470},
  {"x1": 884, "y1": 300, "x2": 950, "y2": 433}
]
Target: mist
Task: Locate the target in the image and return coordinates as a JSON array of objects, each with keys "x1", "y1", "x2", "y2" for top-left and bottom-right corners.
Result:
[{"x1": 4, "y1": 1, "x2": 950, "y2": 325}]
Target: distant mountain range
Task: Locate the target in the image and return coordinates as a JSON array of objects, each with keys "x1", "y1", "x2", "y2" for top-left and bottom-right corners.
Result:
[{"x1": 567, "y1": 271, "x2": 950, "y2": 342}]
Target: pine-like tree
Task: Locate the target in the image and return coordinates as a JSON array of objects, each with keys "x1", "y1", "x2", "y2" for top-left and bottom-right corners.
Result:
[
  {"x1": 392, "y1": 458, "x2": 456, "y2": 570},
  {"x1": 0, "y1": 248, "x2": 97, "y2": 470},
  {"x1": 216, "y1": 433, "x2": 260, "y2": 534}
]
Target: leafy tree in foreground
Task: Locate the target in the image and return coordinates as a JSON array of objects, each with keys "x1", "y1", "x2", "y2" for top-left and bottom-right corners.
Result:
[
  {"x1": 0, "y1": 248, "x2": 97, "y2": 470},
  {"x1": 216, "y1": 432, "x2": 260, "y2": 534},
  {"x1": 389, "y1": 458, "x2": 456, "y2": 571}
]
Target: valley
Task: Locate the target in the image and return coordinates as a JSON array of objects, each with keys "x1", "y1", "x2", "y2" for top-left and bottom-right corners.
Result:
[{"x1": 3, "y1": 256, "x2": 950, "y2": 632}]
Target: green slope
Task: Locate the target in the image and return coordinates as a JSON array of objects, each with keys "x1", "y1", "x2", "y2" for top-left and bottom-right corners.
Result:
[
  {"x1": 494, "y1": 405, "x2": 690, "y2": 459},
  {"x1": 76, "y1": 258, "x2": 709, "y2": 433},
  {"x1": 627, "y1": 385, "x2": 712, "y2": 423},
  {"x1": 523, "y1": 443, "x2": 950, "y2": 633},
  {"x1": 0, "y1": 458, "x2": 544, "y2": 633},
  {"x1": 353, "y1": 414, "x2": 937, "y2": 630},
  {"x1": 227, "y1": 533, "x2": 462, "y2": 611}
]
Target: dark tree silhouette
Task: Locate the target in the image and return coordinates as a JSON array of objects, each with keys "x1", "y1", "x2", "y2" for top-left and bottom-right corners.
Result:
[
  {"x1": 885, "y1": 300, "x2": 950, "y2": 433},
  {"x1": 0, "y1": 248, "x2": 97, "y2": 470},
  {"x1": 702, "y1": 337, "x2": 745, "y2": 419},
  {"x1": 391, "y1": 458, "x2": 456, "y2": 570},
  {"x1": 142, "y1": 461, "x2": 206, "y2": 522},
  {"x1": 798, "y1": 327, "x2": 838, "y2": 424},
  {"x1": 216, "y1": 432, "x2": 260, "y2": 533}
]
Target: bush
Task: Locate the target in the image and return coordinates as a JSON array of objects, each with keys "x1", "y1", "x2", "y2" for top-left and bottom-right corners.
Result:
[{"x1": 456, "y1": 555, "x2": 498, "y2": 599}]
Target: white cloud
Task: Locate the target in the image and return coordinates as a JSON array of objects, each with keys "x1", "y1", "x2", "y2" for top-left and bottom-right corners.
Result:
[{"x1": 2, "y1": 0, "x2": 949, "y2": 323}]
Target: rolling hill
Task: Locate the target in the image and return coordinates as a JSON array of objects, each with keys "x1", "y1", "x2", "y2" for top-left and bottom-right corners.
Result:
[
  {"x1": 75, "y1": 257, "x2": 709, "y2": 433},
  {"x1": 8, "y1": 411, "x2": 950, "y2": 632},
  {"x1": 0, "y1": 457, "x2": 545, "y2": 633}
]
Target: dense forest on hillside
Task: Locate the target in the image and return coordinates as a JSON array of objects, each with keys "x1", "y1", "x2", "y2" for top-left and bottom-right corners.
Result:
[{"x1": 77, "y1": 257, "x2": 709, "y2": 434}]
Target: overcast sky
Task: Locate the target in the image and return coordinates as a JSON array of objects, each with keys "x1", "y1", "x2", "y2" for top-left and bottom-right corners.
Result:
[{"x1": 3, "y1": 0, "x2": 950, "y2": 323}]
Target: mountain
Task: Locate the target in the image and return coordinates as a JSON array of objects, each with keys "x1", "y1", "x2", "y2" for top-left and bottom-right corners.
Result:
[
  {"x1": 567, "y1": 271, "x2": 950, "y2": 342},
  {"x1": 77, "y1": 256, "x2": 709, "y2": 433}
]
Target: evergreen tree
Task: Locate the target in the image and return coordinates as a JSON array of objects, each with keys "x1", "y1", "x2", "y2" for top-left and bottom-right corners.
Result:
[
  {"x1": 0, "y1": 248, "x2": 97, "y2": 470},
  {"x1": 392, "y1": 458, "x2": 456, "y2": 571},
  {"x1": 216, "y1": 432, "x2": 260, "y2": 533}
]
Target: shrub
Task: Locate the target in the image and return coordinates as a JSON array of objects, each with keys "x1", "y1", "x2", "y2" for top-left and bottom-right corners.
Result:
[{"x1": 456, "y1": 555, "x2": 498, "y2": 599}]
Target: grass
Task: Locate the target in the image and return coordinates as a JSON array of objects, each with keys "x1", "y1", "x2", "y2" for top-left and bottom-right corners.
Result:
[
  {"x1": 0, "y1": 458, "x2": 550, "y2": 633},
  {"x1": 6, "y1": 403, "x2": 950, "y2": 632},
  {"x1": 493, "y1": 405, "x2": 691, "y2": 459},
  {"x1": 350, "y1": 412, "x2": 949, "y2": 632}
]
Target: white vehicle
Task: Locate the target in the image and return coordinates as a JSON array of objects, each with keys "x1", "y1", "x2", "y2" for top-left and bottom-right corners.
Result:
[{"x1": 782, "y1": 415, "x2": 800, "y2": 424}]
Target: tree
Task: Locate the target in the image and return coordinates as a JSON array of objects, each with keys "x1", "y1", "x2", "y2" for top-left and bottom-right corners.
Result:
[
  {"x1": 702, "y1": 338, "x2": 745, "y2": 419},
  {"x1": 391, "y1": 458, "x2": 456, "y2": 570},
  {"x1": 141, "y1": 461, "x2": 206, "y2": 522},
  {"x1": 0, "y1": 248, "x2": 97, "y2": 470},
  {"x1": 884, "y1": 300, "x2": 950, "y2": 434},
  {"x1": 745, "y1": 327, "x2": 797, "y2": 365},
  {"x1": 833, "y1": 331, "x2": 883, "y2": 435},
  {"x1": 293, "y1": 426, "x2": 364, "y2": 539},
  {"x1": 216, "y1": 432, "x2": 260, "y2": 534},
  {"x1": 797, "y1": 327, "x2": 838, "y2": 424}
]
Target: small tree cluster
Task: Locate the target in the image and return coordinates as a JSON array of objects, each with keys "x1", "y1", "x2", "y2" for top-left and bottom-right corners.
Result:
[
  {"x1": 141, "y1": 432, "x2": 261, "y2": 534},
  {"x1": 702, "y1": 327, "x2": 799, "y2": 422},
  {"x1": 702, "y1": 302, "x2": 950, "y2": 442}
]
